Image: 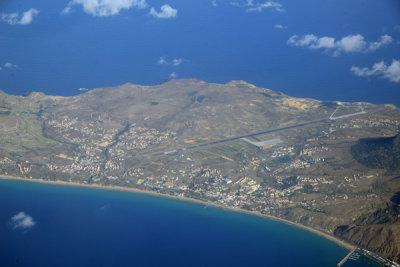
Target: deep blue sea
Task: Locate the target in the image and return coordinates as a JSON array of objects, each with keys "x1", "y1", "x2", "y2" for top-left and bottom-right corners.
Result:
[
  {"x1": 1, "y1": 0, "x2": 399, "y2": 105},
  {"x1": 0, "y1": 178, "x2": 354, "y2": 267},
  {"x1": 1, "y1": 1, "x2": 398, "y2": 265}
]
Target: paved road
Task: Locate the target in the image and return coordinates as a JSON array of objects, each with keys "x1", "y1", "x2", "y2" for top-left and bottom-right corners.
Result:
[{"x1": 165, "y1": 119, "x2": 330, "y2": 154}]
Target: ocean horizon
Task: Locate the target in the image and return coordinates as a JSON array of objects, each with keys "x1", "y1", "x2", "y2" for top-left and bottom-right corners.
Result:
[
  {"x1": 1, "y1": 0, "x2": 399, "y2": 106},
  {"x1": 1, "y1": 0, "x2": 399, "y2": 265}
]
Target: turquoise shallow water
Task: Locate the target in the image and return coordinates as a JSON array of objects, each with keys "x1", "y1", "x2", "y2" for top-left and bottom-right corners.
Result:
[{"x1": 0, "y1": 178, "x2": 352, "y2": 266}]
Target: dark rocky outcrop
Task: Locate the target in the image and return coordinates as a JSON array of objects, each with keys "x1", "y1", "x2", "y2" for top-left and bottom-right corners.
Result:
[
  {"x1": 351, "y1": 134, "x2": 400, "y2": 172},
  {"x1": 335, "y1": 206, "x2": 400, "y2": 262}
]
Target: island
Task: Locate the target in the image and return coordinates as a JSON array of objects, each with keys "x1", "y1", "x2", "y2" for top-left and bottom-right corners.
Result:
[{"x1": 1, "y1": 79, "x2": 399, "y2": 263}]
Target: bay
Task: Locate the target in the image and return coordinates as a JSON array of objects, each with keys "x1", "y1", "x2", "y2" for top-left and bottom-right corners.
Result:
[{"x1": 0, "y1": 178, "x2": 350, "y2": 266}]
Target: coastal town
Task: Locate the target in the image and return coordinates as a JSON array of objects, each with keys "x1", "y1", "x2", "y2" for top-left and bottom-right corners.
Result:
[
  {"x1": 0, "y1": 80, "x2": 400, "y2": 263},
  {"x1": 30, "y1": 110, "x2": 398, "y2": 219},
  {"x1": 1, "y1": 101, "x2": 399, "y2": 224}
]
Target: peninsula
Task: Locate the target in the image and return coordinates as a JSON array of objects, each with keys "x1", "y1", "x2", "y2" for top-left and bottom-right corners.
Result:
[{"x1": 1, "y1": 79, "x2": 399, "y2": 261}]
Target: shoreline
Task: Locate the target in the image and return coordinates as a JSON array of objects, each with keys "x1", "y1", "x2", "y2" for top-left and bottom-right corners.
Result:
[{"x1": 0, "y1": 174, "x2": 355, "y2": 251}]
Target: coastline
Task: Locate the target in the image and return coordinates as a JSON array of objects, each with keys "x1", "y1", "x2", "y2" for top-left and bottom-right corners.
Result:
[{"x1": 0, "y1": 174, "x2": 355, "y2": 251}]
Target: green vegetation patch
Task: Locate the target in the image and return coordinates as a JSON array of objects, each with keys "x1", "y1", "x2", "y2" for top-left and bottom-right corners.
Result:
[{"x1": 4, "y1": 96, "x2": 58, "y2": 149}]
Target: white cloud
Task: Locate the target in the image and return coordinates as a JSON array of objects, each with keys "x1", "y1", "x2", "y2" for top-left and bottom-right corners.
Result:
[
  {"x1": 1, "y1": 8, "x2": 39, "y2": 25},
  {"x1": 231, "y1": 0, "x2": 284, "y2": 12},
  {"x1": 171, "y1": 58, "x2": 184, "y2": 67},
  {"x1": 10, "y1": 212, "x2": 36, "y2": 230},
  {"x1": 62, "y1": 5, "x2": 73, "y2": 15},
  {"x1": 336, "y1": 34, "x2": 366, "y2": 53},
  {"x1": 288, "y1": 34, "x2": 393, "y2": 56},
  {"x1": 247, "y1": 0, "x2": 254, "y2": 5},
  {"x1": 158, "y1": 57, "x2": 168, "y2": 65},
  {"x1": 157, "y1": 57, "x2": 185, "y2": 66},
  {"x1": 351, "y1": 59, "x2": 400, "y2": 83},
  {"x1": 247, "y1": 1, "x2": 284, "y2": 12},
  {"x1": 288, "y1": 34, "x2": 314, "y2": 46},
  {"x1": 313, "y1": 36, "x2": 335, "y2": 49},
  {"x1": 149, "y1": 4, "x2": 177, "y2": 19},
  {"x1": 211, "y1": 0, "x2": 217, "y2": 7},
  {"x1": 367, "y1": 35, "x2": 393, "y2": 52},
  {"x1": 385, "y1": 60, "x2": 400, "y2": 82},
  {"x1": 20, "y1": 9, "x2": 39, "y2": 25},
  {"x1": 4, "y1": 62, "x2": 18, "y2": 69},
  {"x1": 78, "y1": 87, "x2": 89, "y2": 91},
  {"x1": 274, "y1": 24, "x2": 286, "y2": 29},
  {"x1": 62, "y1": 0, "x2": 147, "y2": 16},
  {"x1": 169, "y1": 72, "x2": 178, "y2": 78}
]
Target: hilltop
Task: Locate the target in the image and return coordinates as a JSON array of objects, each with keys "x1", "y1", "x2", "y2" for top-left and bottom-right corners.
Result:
[{"x1": 0, "y1": 79, "x2": 400, "y2": 260}]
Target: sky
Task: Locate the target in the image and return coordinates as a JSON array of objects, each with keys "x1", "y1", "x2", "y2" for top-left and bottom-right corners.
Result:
[{"x1": 0, "y1": 0, "x2": 399, "y2": 105}]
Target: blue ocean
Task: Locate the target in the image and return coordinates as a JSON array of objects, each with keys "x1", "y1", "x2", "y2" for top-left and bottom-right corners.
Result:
[
  {"x1": 0, "y1": 1, "x2": 399, "y2": 265},
  {"x1": 0, "y1": 178, "x2": 352, "y2": 267},
  {"x1": 0, "y1": 0, "x2": 399, "y2": 105}
]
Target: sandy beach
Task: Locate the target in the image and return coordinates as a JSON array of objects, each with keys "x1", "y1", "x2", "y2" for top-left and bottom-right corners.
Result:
[{"x1": 0, "y1": 174, "x2": 355, "y2": 251}]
